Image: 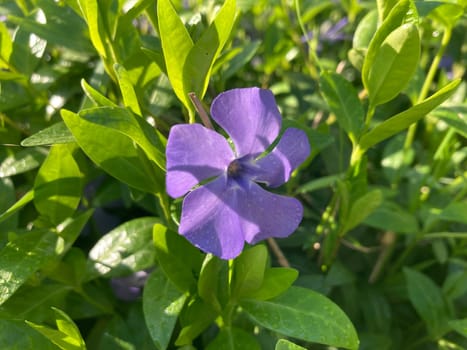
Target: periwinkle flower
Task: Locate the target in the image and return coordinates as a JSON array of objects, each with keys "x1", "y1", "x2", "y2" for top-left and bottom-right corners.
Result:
[{"x1": 166, "y1": 87, "x2": 310, "y2": 259}]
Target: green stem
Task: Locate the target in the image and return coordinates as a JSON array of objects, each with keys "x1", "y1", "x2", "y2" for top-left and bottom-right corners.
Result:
[{"x1": 404, "y1": 27, "x2": 452, "y2": 150}]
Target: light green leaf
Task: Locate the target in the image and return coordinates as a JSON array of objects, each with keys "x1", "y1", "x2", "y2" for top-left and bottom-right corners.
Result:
[
  {"x1": 359, "y1": 79, "x2": 461, "y2": 150},
  {"x1": 362, "y1": 0, "x2": 411, "y2": 92},
  {"x1": 353, "y1": 10, "x2": 378, "y2": 49},
  {"x1": 153, "y1": 223, "x2": 203, "y2": 292},
  {"x1": 184, "y1": 0, "x2": 236, "y2": 99},
  {"x1": 157, "y1": 0, "x2": 194, "y2": 111},
  {"x1": 86, "y1": 217, "x2": 160, "y2": 280},
  {"x1": 0, "y1": 148, "x2": 47, "y2": 177},
  {"x1": 26, "y1": 307, "x2": 86, "y2": 350},
  {"x1": 77, "y1": 0, "x2": 107, "y2": 58},
  {"x1": 81, "y1": 79, "x2": 118, "y2": 107},
  {"x1": 342, "y1": 189, "x2": 383, "y2": 234},
  {"x1": 143, "y1": 269, "x2": 187, "y2": 350},
  {"x1": 0, "y1": 230, "x2": 62, "y2": 305},
  {"x1": 33, "y1": 144, "x2": 83, "y2": 225},
  {"x1": 61, "y1": 109, "x2": 162, "y2": 193},
  {"x1": 241, "y1": 286, "x2": 359, "y2": 350},
  {"x1": 243, "y1": 267, "x2": 299, "y2": 301},
  {"x1": 232, "y1": 245, "x2": 268, "y2": 298},
  {"x1": 205, "y1": 327, "x2": 261, "y2": 350},
  {"x1": 21, "y1": 122, "x2": 75, "y2": 146},
  {"x1": 320, "y1": 71, "x2": 364, "y2": 142},
  {"x1": 404, "y1": 267, "x2": 451, "y2": 338},
  {"x1": 365, "y1": 23, "x2": 420, "y2": 106},
  {"x1": 0, "y1": 22, "x2": 13, "y2": 69},
  {"x1": 275, "y1": 339, "x2": 307, "y2": 350},
  {"x1": 114, "y1": 64, "x2": 142, "y2": 116}
]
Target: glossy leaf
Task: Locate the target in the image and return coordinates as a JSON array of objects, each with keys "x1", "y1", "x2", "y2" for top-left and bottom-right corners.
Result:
[
  {"x1": 275, "y1": 339, "x2": 307, "y2": 350},
  {"x1": 0, "y1": 230, "x2": 62, "y2": 305},
  {"x1": 86, "y1": 217, "x2": 160, "y2": 280},
  {"x1": 0, "y1": 190, "x2": 34, "y2": 224},
  {"x1": 143, "y1": 269, "x2": 187, "y2": 350},
  {"x1": 359, "y1": 79, "x2": 461, "y2": 150},
  {"x1": 0, "y1": 22, "x2": 13, "y2": 69},
  {"x1": 20, "y1": 123, "x2": 75, "y2": 146},
  {"x1": 205, "y1": 327, "x2": 261, "y2": 350},
  {"x1": 320, "y1": 71, "x2": 364, "y2": 142},
  {"x1": 77, "y1": 0, "x2": 107, "y2": 58},
  {"x1": 153, "y1": 223, "x2": 203, "y2": 292},
  {"x1": 114, "y1": 64, "x2": 142, "y2": 116},
  {"x1": 0, "y1": 178, "x2": 16, "y2": 232},
  {"x1": 404, "y1": 267, "x2": 451, "y2": 338},
  {"x1": 365, "y1": 23, "x2": 420, "y2": 106},
  {"x1": 81, "y1": 79, "x2": 118, "y2": 107},
  {"x1": 241, "y1": 286, "x2": 359, "y2": 349},
  {"x1": 33, "y1": 143, "x2": 83, "y2": 225},
  {"x1": 0, "y1": 148, "x2": 47, "y2": 178},
  {"x1": 61, "y1": 109, "x2": 162, "y2": 193}
]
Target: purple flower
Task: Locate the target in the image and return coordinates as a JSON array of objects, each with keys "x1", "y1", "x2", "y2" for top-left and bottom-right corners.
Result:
[{"x1": 166, "y1": 87, "x2": 310, "y2": 259}]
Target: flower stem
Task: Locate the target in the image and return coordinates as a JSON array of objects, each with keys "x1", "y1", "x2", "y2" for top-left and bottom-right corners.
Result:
[
  {"x1": 189, "y1": 92, "x2": 214, "y2": 129},
  {"x1": 267, "y1": 238, "x2": 290, "y2": 267}
]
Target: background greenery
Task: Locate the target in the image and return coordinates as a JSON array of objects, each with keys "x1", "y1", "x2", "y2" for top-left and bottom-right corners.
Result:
[{"x1": 0, "y1": 0, "x2": 466, "y2": 349}]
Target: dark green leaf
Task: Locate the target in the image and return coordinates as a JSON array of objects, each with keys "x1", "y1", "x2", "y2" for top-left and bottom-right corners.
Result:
[
  {"x1": 86, "y1": 217, "x2": 160, "y2": 280},
  {"x1": 241, "y1": 286, "x2": 359, "y2": 349},
  {"x1": 143, "y1": 269, "x2": 187, "y2": 350},
  {"x1": 243, "y1": 267, "x2": 298, "y2": 301},
  {"x1": 404, "y1": 267, "x2": 451, "y2": 338},
  {"x1": 206, "y1": 327, "x2": 261, "y2": 350},
  {"x1": 320, "y1": 71, "x2": 364, "y2": 142},
  {"x1": 448, "y1": 318, "x2": 467, "y2": 338},
  {"x1": 0, "y1": 230, "x2": 62, "y2": 305},
  {"x1": 232, "y1": 245, "x2": 268, "y2": 298},
  {"x1": 0, "y1": 319, "x2": 57, "y2": 349},
  {"x1": 0, "y1": 190, "x2": 34, "y2": 224},
  {"x1": 153, "y1": 223, "x2": 203, "y2": 292},
  {"x1": 364, "y1": 200, "x2": 419, "y2": 233},
  {"x1": 342, "y1": 189, "x2": 383, "y2": 234}
]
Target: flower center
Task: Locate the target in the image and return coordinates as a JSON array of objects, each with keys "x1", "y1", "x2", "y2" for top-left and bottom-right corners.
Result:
[{"x1": 227, "y1": 160, "x2": 242, "y2": 178}]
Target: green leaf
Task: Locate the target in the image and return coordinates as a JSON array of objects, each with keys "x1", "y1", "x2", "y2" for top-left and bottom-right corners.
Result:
[
  {"x1": 114, "y1": 64, "x2": 142, "y2": 116},
  {"x1": 81, "y1": 79, "x2": 118, "y2": 107},
  {"x1": 205, "y1": 327, "x2": 261, "y2": 350},
  {"x1": 0, "y1": 190, "x2": 34, "y2": 224},
  {"x1": 320, "y1": 71, "x2": 364, "y2": 142},
  {"x1": 359, "y1": 79, "x2": 461, "y2": 150},
  {"x1": 20, "y1": 122, "x2": 75, "y2": 146},
  {"x1": 353, "y1": 10, "x2": 378, "y2": 49},
  {"x1": 430, "y1": 106, "x2": 467, "y2": 139},
  {"x1": 26, "y1": 307, "x2": 86, "y2": 350},
  {"x1": 232, "y1": 245, "x2": 268, "y2": 298},
  {"x1": 0, "y1": 230, "x2": 62, "y2": 305},
  {"x1": 404, "y1": 267, "x2": 451, "y2": 338},
  {"x1": 198, "y1": 254, "x2": 224, "y2": 311},
  {"x1": 183, "y1": 0, "x2": 236, "y2": 99},
  {"x1": 153, "y1": 223, "x2": 203, "y2": 292},
  {"x1": 0, "y1": 178, "x2": 17, "y2": 232},
  {"x1": 86, "y1": 217, "x2": 160, "y2": 280},
  {"x1": 365, "y1": 23, "x2": 420, "y2": 106},
  {"x1": 0, "y1": 22, "x2": 13, "y2": 69},
  {"x1": 157, "y1": 0, "x2": 194, "y2": 111},
  {"x1": 0, "y1": 148, "x2": 47, "y2": 177},
  {"x1": 448, "y1": 319, "x2": 467, "y2": 338},
  {"x1": 0, "y1": 319, "x2": 57, "y2": 349},
  {"x1": 77, "y1": 0, "x2": 107, "y2": 58},
  {"x1": 364, "y1": 200, "x2": 419, "y2": 233},
  {"x1": 143, "y1": 269, "x2": 187, "y2": 350},
  {"x1": 362, "y1": 0, "x2": 411, "y2": 93},
  {"x1": 61, "y1": 109, "x2": 162, "y2": 193},
  {"x1": 33, "y1": 143, "x2": 83, "y2": 225},
  {"x1": 243, "y1": 267, "x2": 299, "y2": 300},
  {"x1": 438, "y1": 201, "x2": 467, "y2": 225},
  {"x1": 341, "y1": 189, "x2": 383, "y2": 234},
  {"x1": 275, "y1": 339, "x2": 307, "y2": 350},
  {"x1": 241, "y1": 286, "x2": 359, "y2": 350}
]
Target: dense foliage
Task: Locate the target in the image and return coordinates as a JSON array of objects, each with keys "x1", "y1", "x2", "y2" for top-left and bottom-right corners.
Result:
[{"x1": 0, "y1": 0, "x2": 466, "y2": 349}]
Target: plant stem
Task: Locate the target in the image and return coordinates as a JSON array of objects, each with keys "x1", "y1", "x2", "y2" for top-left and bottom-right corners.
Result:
[{"x1": 189, "y1": 92, "x2": 213, "y2": 128}]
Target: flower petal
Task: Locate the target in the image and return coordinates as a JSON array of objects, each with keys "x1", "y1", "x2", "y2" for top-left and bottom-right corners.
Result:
[
  {"x1": 179, "y1": 175, "x2": 245, "y2": 259},
  {"x1": 210, "y1": 87, "x2": 281, "y2": 158},
  {"x1": 166, "y1": 124, "x2": 234, "y2": 198},
  {"x1": 237, "y1": 181, "x2": 304, "y2": 244},
  {"x1": 254, "y1": 128, "x2": 310, "y2": 187}
]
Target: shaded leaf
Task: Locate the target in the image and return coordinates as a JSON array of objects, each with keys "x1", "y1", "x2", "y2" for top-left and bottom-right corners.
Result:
[
  {"x1": 206, "y1": 327, "x2": 261, "y2": 350},
  {"x1": 21, "y1": 123, "x2": 75, "y2": 146}
]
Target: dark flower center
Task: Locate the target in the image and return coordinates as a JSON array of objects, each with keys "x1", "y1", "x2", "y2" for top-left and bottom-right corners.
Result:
[{"x1": 227, "y1": 160, "x2": 242, "y2": 178}]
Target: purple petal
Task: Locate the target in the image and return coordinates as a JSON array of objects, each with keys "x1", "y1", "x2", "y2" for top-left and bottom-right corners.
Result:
[
  {"x1": 238, "y1": 181, "x2": 304, "y2": 244},
  {"x1": 254, "y1": 128, "x2": 310, "y2": 187},
  {"x1": 166, "y1": 124, "x2": 234, "y2": 198},
  {"x1": 179, "y1": 175, "x2": 245, "y2": 259},
  {"x1": 210, "y1": 87, "x2": 282, "y2": 158}
]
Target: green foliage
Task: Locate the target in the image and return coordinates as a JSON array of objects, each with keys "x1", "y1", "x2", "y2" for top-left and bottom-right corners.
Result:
[{"x1": 0, "y1": 0, "x2": 466, "y2": 349}]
